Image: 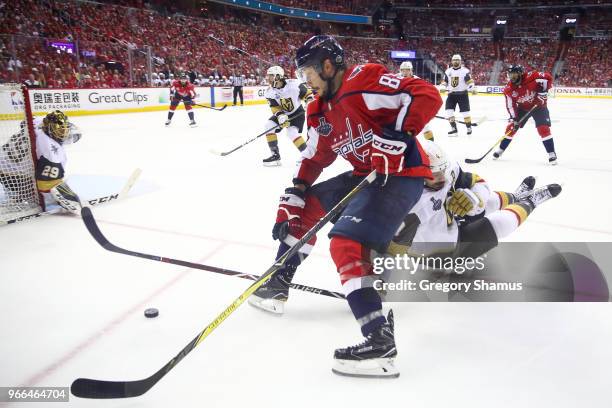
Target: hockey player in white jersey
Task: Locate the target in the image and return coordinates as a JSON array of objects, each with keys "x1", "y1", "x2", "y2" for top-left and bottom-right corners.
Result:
[
  {"x1": 0, "y1": 110, "x2": 82, "y2": 215},
  {"x1": 261, "y1": 65, "x2": 312, "y2": 166},
  {"x1": 439, "y1": 55, "x2": 477, "y2": 136},
  {"x1": 398, "y1": 61, "x2": 435, "y2": 142},
  {"x1": 388, "y1": 140, "x2": 561, "y2": 258}
]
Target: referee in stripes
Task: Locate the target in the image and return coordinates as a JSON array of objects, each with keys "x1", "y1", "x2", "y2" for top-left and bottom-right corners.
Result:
[{"x1": 232, "y1": 74, "x2": 245, "y2": 106}]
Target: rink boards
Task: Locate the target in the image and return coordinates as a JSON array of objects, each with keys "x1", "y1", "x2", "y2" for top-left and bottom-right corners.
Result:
[{"x1": 19, "y1": 85, "x2": 612, "y2": 118}]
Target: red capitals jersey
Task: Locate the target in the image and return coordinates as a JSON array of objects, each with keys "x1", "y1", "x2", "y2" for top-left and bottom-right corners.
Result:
[
  {"x1": 503, "y1": 71, "x2": 553, "y2": 119},
  {"x1": 296, "y1": 64, "x2": 442, "y2": 186},
  {"x1": 170, "y1": 80, "x2": 196, "y2": 98}
]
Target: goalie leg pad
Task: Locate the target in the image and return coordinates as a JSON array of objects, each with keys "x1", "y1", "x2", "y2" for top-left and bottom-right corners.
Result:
[{"x1": 50, "y1": 182, "x2": 81, "y2": 214}]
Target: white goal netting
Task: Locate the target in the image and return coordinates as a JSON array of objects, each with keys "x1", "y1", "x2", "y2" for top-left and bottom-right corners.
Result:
[{"x1": 0, "y1": 83, "x2": 41, "y2": 222}]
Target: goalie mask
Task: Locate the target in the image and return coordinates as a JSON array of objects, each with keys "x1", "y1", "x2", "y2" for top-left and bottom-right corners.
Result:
[
  {"x1": 267, "y1": 66, "x2": 285, "y2": 88},
  {"x1": 42, "y1": 110, "x2": 71, "y2": 143}
]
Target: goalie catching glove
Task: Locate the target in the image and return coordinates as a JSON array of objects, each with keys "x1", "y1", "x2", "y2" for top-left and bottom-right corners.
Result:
[
  {"x1": 272, "y1": 187, "x2": 305, "y2": 241},
  {"x1": 50, "y1": 182, "x2": 82, "y2": 214},
  {"x1": 446, "y1": 188, "x2": 484, "y2": 217},
  {"x1": 371, "y1": 128, "x2": 409, "y2": 187}
]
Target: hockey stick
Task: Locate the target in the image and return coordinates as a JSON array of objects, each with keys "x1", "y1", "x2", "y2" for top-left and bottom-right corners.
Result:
[
  {"x1": 1, "y1": 168, "x2": 141, "y2": 226},
  {"x1": 80, "y1": 212, "x2": 345, "y2": 299},
  {"x1": 434, "y1": 115, "x2": 487, "y2": 126},
  {"x1": 193, "y1": 103, "x2": 227, "y2": 111},
  {"x1": 464, "y1": 106, "x2": 537, "y2": 164},
  {"x1": 209, "y1": 110, "x2": 305, "y2": 157},
  {"x1": 71, "y1": 170, "x2": 376, "y2": 399}
]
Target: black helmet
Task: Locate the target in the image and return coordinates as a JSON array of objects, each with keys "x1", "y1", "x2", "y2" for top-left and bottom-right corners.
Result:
[
  {"x1": 507, "y1": 64, "x2": 524, "y2": 84},
  {"x1": 295, "y1": 35, "x2": 345, "y2": 72},
  {"x1": 507, "y1": 64, "x2": 524, "y2": 75},
  {"x1": 295, "y1": 35, "x2": 345, "y2": 100}
]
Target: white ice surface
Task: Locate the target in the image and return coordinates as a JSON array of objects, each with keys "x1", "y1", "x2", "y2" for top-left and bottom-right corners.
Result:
[{"x1": 1, "y1": 96, "x2": 612, "y2": 407}]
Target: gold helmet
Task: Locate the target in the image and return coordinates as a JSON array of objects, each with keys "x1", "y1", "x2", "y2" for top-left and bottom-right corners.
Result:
[{"x1": 42, "y1": 110, "x2": 70, "y2": 143}]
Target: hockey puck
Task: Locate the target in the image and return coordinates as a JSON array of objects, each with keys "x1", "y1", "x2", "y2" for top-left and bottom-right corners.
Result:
[{"x1": 144, "y1": 308, "x2": 159, "y2": 318}]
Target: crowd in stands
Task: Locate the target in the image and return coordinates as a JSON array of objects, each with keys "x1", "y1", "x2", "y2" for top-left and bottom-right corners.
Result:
[{"x1": 0, "y1": 0, "x2": 610, "y2": 89}]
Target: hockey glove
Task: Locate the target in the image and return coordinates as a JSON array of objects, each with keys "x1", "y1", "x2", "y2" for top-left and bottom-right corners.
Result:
[
  {"x1": 446, "y1": 188, "x2": 483, "y2": 217},
  {"x1": 273, "y1": 187, "x2": 305, "y2": 241},
  {"x1": 50, "y1": 182, "x2": 82, "y2": 214},
  {"x1": 505, "y1": 119, "x2": 520, "y2": 136},
  {"x1": 536, "y1": 92, "x2": 547, "y2": 106},
  {"x1": 371, "y1": 128, "x2": 409, "y2": 187},
  {"x1": 276, "y1": 113, "x2": 290, "y2": 129}
]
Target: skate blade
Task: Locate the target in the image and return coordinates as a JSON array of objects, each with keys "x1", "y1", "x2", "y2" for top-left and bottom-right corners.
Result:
[
  {"x1": 189, "y1": 124, "x2": 198, "y2": 128},
  {"x1": 332, "y1": 358, "x2": 399, "y2": 379},
  {"x1": 248, "y1": 296, "x2": 285, "y2": 315},
  {"x1": 262, "y1": 161, "x2": 281, "y2": 167}
]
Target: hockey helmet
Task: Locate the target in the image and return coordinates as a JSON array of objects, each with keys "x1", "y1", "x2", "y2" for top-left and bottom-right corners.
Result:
[
  {"x1": 421, "y1": 140, "x2": 450, "y2": 190},
  {"x1": 452, "y1": 54, "x2": 462, "y2": 61},
  {"x1": 400, "y1": 61, "x2": 413, "y2": 70},
  {"x1": 400, "y1": 61, "x2": 413, "y2": 77},
  {"x1": 42, "y1": 110, "x2": 71, "y2": 143},
  {"x1": 507, "y1": 64, "x2": 524, "y2": 84},
  {"x1": 295, "y1": 35, "x2": 345, "y2": 99},
  {"x1": 267, "y1": 65, "x2": 285, "y2": 88}
]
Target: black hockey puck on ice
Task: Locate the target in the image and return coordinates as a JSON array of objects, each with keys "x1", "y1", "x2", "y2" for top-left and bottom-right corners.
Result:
[{"x1": 144, "y1": 308, "x2": 159, "y2": 318}]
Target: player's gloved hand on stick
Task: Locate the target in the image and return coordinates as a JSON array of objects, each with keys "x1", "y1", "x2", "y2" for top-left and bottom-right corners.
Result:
[
  {"x1": 446, "y1": 188, "x2": 483, "y2": 217},
  {"x1": 536, "y1": 92, "x2": 547, "y2": 106},
  {"x1": 272, "y1": 187, "x2": 305, "y2": 241},
  {"x1": 371, "y1": 128, "x2": 409, "y2": 187},
  {"x1": 505, "y1": 119, "x2": 520, "y2": 136},
  {"x1": 276, "y1": 113, "x2": 290, "y2": 129}
]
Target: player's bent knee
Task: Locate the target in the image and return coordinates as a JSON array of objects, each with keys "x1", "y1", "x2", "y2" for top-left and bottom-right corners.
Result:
[
  {"x1": 330, "y1": 236, "x2": 372, "y2": 285},
  {"x1": 537, "y1": 125, "x2": 551, "y2": 137}
]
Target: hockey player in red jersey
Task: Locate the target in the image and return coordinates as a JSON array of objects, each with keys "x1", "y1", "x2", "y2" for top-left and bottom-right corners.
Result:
[
  {"x1": 247, "y1": 35, "x2": 442, "y2": 378},
  {"x1": 165, "y1": 73, "x2": 197, "y2": 127},
  {"x1": 494, "y1": 65, "x2": 557, "y2": 164}
]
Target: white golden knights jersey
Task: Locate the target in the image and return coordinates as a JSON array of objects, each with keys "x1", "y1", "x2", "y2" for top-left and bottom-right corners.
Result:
[
  {"x1": 264, "y1": 79, "x2": 309, "y2": 116},
  {"x1": 444, "y1": 66, "x2": 472, "y2": 93},
  {"x1": 0, "y1": 117, "x2": 67, "y2": 192}
]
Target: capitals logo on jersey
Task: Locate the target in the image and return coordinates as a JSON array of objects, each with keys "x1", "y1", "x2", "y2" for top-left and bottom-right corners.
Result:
[{"x1": 331, "y1": 118, "x2": 373, "y2": 163}]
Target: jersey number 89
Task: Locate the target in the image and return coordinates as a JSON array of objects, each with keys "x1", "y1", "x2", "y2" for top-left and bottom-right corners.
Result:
[{"x1": 379, "y1": 75, "x2": 400, "y2": 90}]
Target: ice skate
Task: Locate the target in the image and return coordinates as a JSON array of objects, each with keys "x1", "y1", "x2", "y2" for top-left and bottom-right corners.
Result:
[
  {"x1": 523, "y1": 183, "x2": 562, "y2": 209},
  {"x1": 514, "y1": 176, "x2": 536, "y2": 200},
  {"x1": 248, "y1": 266, "x2": 296, "y2": 314},
  {"x1": 548, "y1": 152, "x2": 558, "y2": 165},
  {"x1": 492, "y1": 148, "x2": 504, "y2": 160},
  {"x1": 262, "y1": 152, "x2": 281, "y2": 167},
  {"x1": 332, "y1": 310, "x2": 399, "y2": 378},
  {"x1": 189, "y1": 120, "x2": 197, "y2": 127}
]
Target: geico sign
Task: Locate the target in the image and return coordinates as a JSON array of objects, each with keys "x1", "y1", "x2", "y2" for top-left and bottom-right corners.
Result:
[{"x1": 485, "y1": 86, "x2": 504, "y2": 93}]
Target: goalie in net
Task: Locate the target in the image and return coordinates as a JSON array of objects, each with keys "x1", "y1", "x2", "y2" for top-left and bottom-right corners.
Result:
[{"x1": 1, "y1": 108, "x2": 83, "y2": 220}]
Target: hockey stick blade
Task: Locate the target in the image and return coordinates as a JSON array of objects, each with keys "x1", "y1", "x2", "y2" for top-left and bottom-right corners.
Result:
[
  {"x1": 80, "y1": 207, "x2": 344, "y2": 298},
  {"x1": 72, "y1": 171, "x2": 375, "y2": 399},
  {"x1": 1, "y1": 169, "x2": 141, "y2": 225},
  {"x1": 194, "y1": 103, "x2": 227, "y2": 111},
  {"x1": 464, "y1": 107, "x2": 536, "y2": 164}
]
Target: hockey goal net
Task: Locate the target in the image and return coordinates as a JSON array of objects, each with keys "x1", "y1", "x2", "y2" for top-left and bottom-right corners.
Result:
[{"x1": 0, "y1": 83, "x2": 41, "y2": 222}]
